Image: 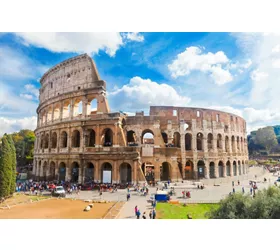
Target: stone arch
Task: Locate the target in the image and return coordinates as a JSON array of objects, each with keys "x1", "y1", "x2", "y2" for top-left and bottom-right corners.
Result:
[
  {"x1": 217, "y1": 134, "x2": 222, "y2": 149},
  {"x1": 42, "y1": 161, "x2": 48, "y2": 181},
  {"x1": 120, "y1": 162, "x2": 132, "y2": 184},
  {"x1": 51, "y1": 132, "x2": 57, "y2": 149},
  {"x1": 87, "y1": 97, "x2": 97, "y2": 115},
  {"x1": 85, "y1": 162, "x2": 94, "y2": 182},
  {"x1": 226, "y1": 160, "x2": 231, "y2": 176},
  {"x1": 102, "y1": 128, "x2": 113, "y2": 146},
  {"x1": 73, "y1": 98, "x2": 83, "y2": 117},
  {"x1": 237, "y1": 160, "x2": 241, "y2": 175},
  {"x1": 40, "y1": 134, "x2": 44, "y2": 149},
  {"x1": 49, "y1": 161, "x2": 56, "y2": 180},
  {"x1": 38, "y1": 160, "x2": 41, "y2": 178},
  {"x1": 209, "y1": 162, "x2": 215, "y2": 178},
  {"x1": 185, "y1": 133, "x2": 192, "y2": 150},
  {"x1": 127, "y1": 130, "x2": 137, "y2": 145},
  {"x1": 71, "y1": 162, "x2": 80, "y2": 183},
  {"x1": 197, "y1": 160, "x2": 205, "y2": 178},
  {"x1": 237, "y1": 136, "x2": 240, "y2": 152},
  {"x1": 225, "y1": 136, "x2": 229, "y2": 152},
  {"x1": 160, "y1": 162, "x2": 171, "y2": 181},
  {"x1": 72, "y1": 130, "x2": 81, "y2": 148},
  {"x1": 86, "y1": 129, "x2": 95, "y2": 147},
  {"x1": 173, "y1": 132, "x2": 181, "y2": 148},
  {"x1": 185, "y1": 160, "x2": 194, "y2": 180},
  {"x1": 242, "y1": 160, "x2": 245, "y2": 174},
  {"x1": 233, "y1": 161, "x2": 237, "y2": 176},
  {"x1": 101, "y1": 162, "x2": 113, "y2": 183},
  {"x1": 161, "y1": 132, "x2": 168, "y2": 144},
  {"x1": 218, "y1": 161, "x2": 224, "y2": 177},
  {"x1": 141, "y1": 162, "x2": 155, "y2": 183},
  {"x1": 53, "y1": 103, "x2": 60, "y2": 120},
  {"x1": 60, "y1": 131, "x2": 68, "y2": 148},
  {"x1": 231, "y1": 136, "x2": 235, "y2": 153},
  {"x1": 197, "y1": 133, "x2": 203, "y2": 151},
  {"x1": 207, "y1": 133, "x2": 213, "y2": 151},
  {"x1": 62, "y1": 100, "x2": 71, "y2": 119},
  {"x1": 44, "y1": 134, "x2": 49, "y2": 149},
  {"x1": 47, "y1": 106, "x2": 52, "y2": 123},
  {"x1": 58, "y1": 162, "x2": 66, "y2": 181},
  {"x1": 142, "y1": 129, "x2": 154, "y2": 144}
]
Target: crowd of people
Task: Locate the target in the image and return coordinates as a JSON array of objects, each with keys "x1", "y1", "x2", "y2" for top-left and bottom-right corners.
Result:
[{"x1": 134, "y1": 205, "x2": 156, "y2": 219}]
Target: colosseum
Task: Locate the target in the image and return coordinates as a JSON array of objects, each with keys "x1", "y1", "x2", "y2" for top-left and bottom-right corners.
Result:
[{"x1": 33, "y1": 54, "x2": 249, "y2": 184}]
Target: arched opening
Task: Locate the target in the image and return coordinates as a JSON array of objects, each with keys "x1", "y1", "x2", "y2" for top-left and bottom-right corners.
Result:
[
  {"x1": 173, "y1": 132, "x2": 181, "y2": 148},
  {"x1": 47, "y1": 107, "x2": 52, "y2": 123},
  {"x1": 86, "y1": 129, "x2": 95, "y2": 147},
  {"x1": 218, "y1": 161, "x2": 224, "y2": 177},
  {"x1": 51, "y1": 132, "x2": 57, "y2": 148},
  {"x1": 71, "y1": 162, "x2": 79, "y2": 183},
  {"x1": 38, "y1": 161, "x2": 41, "y2": 178},
  {"x1": 72, "y1": 130, "x2": 80, "y2": 148},
  {"x1": 197, "y1": 133, "x2": 203, "y2": 151},
  {"x1": 73, "y1": 99, "x2": 83, "y2": 117},
  {"x1": 40, "y1": 135, "x2": 43, "y2": 149},
  {"x1": 127, "y1": 130, "x2": 137, "y2": 146},
  {"x1": 226, "y1": 161, "x2": 231, "y2": 176},
  {"x1": 237, "y1": 136, "x2": 240, "y2": 152},
  {"x1": 85, "y1": 162, "x2": 94, "y2": 183},
  {"x1": 42, "y1": 161, "x2": 47, "y2": 181},
  {"x1": 58, "y1": 162, "x2": 66, "y2": 181},
  {"x1": 225, "y1": 136, "x2": 229, "y2": 152},
  {"x1": 160, "y1": 162, "x2": 171, "y2": 181},
  {"x1": 217, "y1": 134, "x2": 222, "y2": 150},
  {"x1": 185, "y1": 133, "x2": 192, "y2": 150},
  {"x1": 185, "y1": 160, "x2": 194, "y2": 180},
  {"x1": 87, "y1": 98, "x2": 97, "y2": 115},
  {"x1": 44, "y1": 134, "x2": 49, "y2": 149},
  {"x1": 233, "y1": 161, "x2": 237, "y2": 176},
  {"x1": 242, "y1": 160, "x2": 245, "y2": 174},
  {"x1": 50, "y1": 161, "x2": 55, "y2": 180},
  {"x1": 142, "y1": 130, "x2": 154, "y2": 144},
  {"x1": 102, "y1": 128, "x2": 113, "y2": 146},
  {"x1": 207, "y1": 133, "x2": 213, "y2": 151},
  {"x1": 197, "y1": 160, "x2": 205, "y2": 178},
  {"x1": 60, "y1": 131, "x2": 68, "y2": 148},
  {"x1": 238, "y1": 160, "x2": 241, "y2": 175},
  {"x1": 101, "y1": 162, "x2": 112, "y2": 183},
  {"x1": 161, "y1": 132, "x2": 168, "y2": 145},
  {"x1": 62, "y1": 100, "x2": 71, "y2": 119},
  {"x1": 53, "y1": 104, "x2": 60, "y2": 120},
  {"x1": 141, "y1": 162, "x2": 155, "y2": 183},
  {"x1": 209, "y1": 162, "x2": 215, "y2": 178},
  {"x1": 120, "y1": 162, "x2": 132, "y2": 184},
  {"x1": 231, "y1": 136, "x2": 235, "y2": 153}
]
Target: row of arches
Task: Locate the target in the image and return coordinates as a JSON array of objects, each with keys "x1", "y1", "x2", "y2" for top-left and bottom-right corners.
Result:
[
  {"x1": 39, "y1": 98, "x2": 98, "y2": 126},
  {"x1": 34, "y1": 161, "x2": 133, "y2": 184}
]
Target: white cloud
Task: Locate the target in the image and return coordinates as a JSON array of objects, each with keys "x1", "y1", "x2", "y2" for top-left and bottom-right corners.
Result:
[
  {"x1": 20, "y1": 94, "x2": 33, "y2": 100},
  {"x1": 208, "y1": 106, "x2": 243, "y2": 117},
  {"x1": 24, "y1": 84, "x2": 39, "y2": 98},
  {"x1": 272, "y1": 44, "x2": 280, "y2": 53},
  {"x1": 0, "y1": 116, "x2": 37, "y2": 136},
  {"x1": 168, "y1": 46, "x2": 233, "y2": 85},
  {"x1": 15, "y1": 32, "x2": 124, "y2": 57},
  {"x1": 125, "y1": 32, "x2": 144, "y2": 42},
  {"x1": 250, "y1": 69, "x2": 268, "y2": 81},
  {"x1": 109, "y1": 76, "x2": 191, "y2": 111}
]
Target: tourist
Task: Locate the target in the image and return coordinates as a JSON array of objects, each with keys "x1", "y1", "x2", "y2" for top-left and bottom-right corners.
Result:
[
  {"x1": 232, "y1": 181, "x2": 234, "y2": 187},
  {"x1": 136, "y1": 209, "x2": 141, "y2": 219},
  {"x1": 152, "y1": 209, "x2": 156, "y2": 219},
  {"x1": 126, "y1": 193, "x2": 130, "y2": 201},
  {"x1": 135, "y1": 206, "x2": 138, "y2": 216},
  {"x1": 242, "y1": 186, "x2": 245, "y2": 194},
  {"x1": 233, "y1": 187, "x2": 235, "y2": 193},
  {"x1": 142, "y1": 212, "x2": 146, "y2": 219},
  {"x1": 149, "y1": 210, "x2": 152, "y2": 219},
  {"x1": 238, "y1": 180, "x2": 240, "y2": 185},
  {"x1": 250, "y1": 187, "x2": 253, "y2": 195}
]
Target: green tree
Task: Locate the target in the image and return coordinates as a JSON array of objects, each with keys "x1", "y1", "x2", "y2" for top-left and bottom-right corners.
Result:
[
  {"x1": 7, "y1": 135, "x2": 17, "y2": 195},
  {"x1": 255, "y1": 126, "x2": 277, "y2": 154},
  {"x1": 0, "y1": 135, "x2": 12, "y2": 199}
]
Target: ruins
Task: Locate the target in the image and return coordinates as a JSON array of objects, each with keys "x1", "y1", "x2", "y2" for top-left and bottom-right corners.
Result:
[{"x1": 33, "y1": 54, "x2": 249, "y2": 184}]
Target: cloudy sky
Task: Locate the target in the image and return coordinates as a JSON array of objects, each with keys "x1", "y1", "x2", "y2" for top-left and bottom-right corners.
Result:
[{"x1": 0, "y1": 32, "x2": 280, "y2": 136}]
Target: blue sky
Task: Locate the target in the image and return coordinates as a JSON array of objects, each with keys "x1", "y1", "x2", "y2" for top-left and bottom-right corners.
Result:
[{"x1": 1, "y1": 32, "x2": 280, "y2": 136}]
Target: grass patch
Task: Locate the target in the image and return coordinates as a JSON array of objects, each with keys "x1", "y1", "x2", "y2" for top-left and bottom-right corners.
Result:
[
  {"x1": 156, "y1": 203, "x2": 219, "y2": 219},
  {"x1": 29, "y1": 195, "x2": 49, "y2": 201}
]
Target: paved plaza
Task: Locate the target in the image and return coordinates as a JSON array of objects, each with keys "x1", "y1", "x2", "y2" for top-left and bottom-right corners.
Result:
[{"x1": 57, "y1": 166, "x2": 277, "y2": 219}]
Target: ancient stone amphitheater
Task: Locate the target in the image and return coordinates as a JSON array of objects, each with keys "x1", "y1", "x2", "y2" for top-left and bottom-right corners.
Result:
[{"x1": 33, "y1": 54, "x2": 249, "y2": 184}]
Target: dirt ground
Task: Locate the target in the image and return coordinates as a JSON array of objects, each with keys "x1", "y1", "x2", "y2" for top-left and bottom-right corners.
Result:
[{"x1": 0, "y1": 198, "x2": 116, "y2": 219}]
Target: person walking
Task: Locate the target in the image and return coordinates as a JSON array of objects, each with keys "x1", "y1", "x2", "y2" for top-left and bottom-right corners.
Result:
[
  {"x1": 242, "y1": 186, "x2": 245, "y2": 194},
  {"x1": 136, "y1": 209, "x2": 141, "y2": 219},
  {"x1": 142, "y1": 212, "x2": 146, "y2": 219},
  {"x1": 232, "y1": 187, "x2": 235, "y2": 193},
  {"x1": 126, "y1": 193, "x2": 130, "y2": 201},
  {"x1": 152, "y1": 209, "x2": 156, "y2": 219},
  {"x1": 232, "y1": 181, "x2": 234, "y2": 187},
  {"x1": 250, "y1": 187, "x2": 253, "y2": 195},
  {"x1": 238, "y1": 180, "x2": 240, "y2": 185},
  {"x1": 135, "y1": 206, "x2": 138, "y2": 216},
  {"x1": 149, "y1": 210, "x2": 152, "y2": 219}
]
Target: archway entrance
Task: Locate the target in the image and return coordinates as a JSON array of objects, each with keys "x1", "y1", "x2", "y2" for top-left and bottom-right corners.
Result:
[
  {"x1": 238, "y1": 161, "x2": 241, "y2": 175},
  {"x1": 85, "y1": 162, "x2": 94, "y2": 183},
  {"x1": 160, "y1": 162, "x2": 171, "y2": 181},
  {"x1": 42, "y1": 162, "x2": 47, "y2": 181},
  {"x1": 218, "y1": 161, "x2": 224, "y2": 177},
  {"x1": 197, "y1": 160, "x2": 205, "y2": 178},
  {"x1": 142, "y1": 130, "x2": 154, "y2": 144},
  {"x1": 185, "y1": 160, "x2": 194, "y2": 180},
  {"x1": 50, "y1": 161, "x2": 55, "y2": 180},
  {"x1": 58, "y1": 162, "x2": 66, "y2": 181},
  {"x1": 233, "y1": 161, "x2": 237, "y2": 176},
  {"x1": 71, "y1": 162, "x2": 79, "y2": 183},
  {"x1": 103, "y1": 129, "x2": 113, "y2": 146},
  {"x1": 101, "y1": 162, "x2": 112, "y2": 183},
  {"x1": 209, "y1": 162, "x2": 215, "y2": 178},
  {"x1": 120, "y1": 163, "x2": 132, "y2": 184},
  {"x1": 141, "y1": 162, "x2": 155, "y2": 183},
  {"x1": 127, "y1": 130, "x2": 137, "y2": 146},
  {"x1": 226, "y1": 161, "x2": 231, "y2": 176}
]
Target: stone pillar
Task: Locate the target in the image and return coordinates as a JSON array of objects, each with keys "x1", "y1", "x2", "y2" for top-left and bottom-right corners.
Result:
[
  {"x1": 229, "y1": 136, "x2": 233, "y2": 154},
  {"x1": 192, "y1": 132, "x2": 197, "y2": 151},
  {"x1": 70, "y1": 99, "x2": 74, "y2": 119},
  {"x1": 96, "y1": 125, "x2": 100, "y2": 147},
  {"x1": 112, "y1": 161, "x2": 118, "y2": 183},
  {"x1": 204, "y1": 161, "x2": 209, "y2": 179},
  {"x1": 154, "y1": 163, "x2": 160, "y2": 182},
  {"x1": 55, "y1": 165, "x2": 59, "y2": 180},
  {"x1": 230, "y1": 162, "x2": 234, "y2": 176},
  {"x1": 214, "y1": 160, "x2": 219, "y2": 178},
  {"x1": 59, "y1": 101, "x2": 63, "y2": 121},
  {"x1": 66, "y1": 167, "x2": 70, "y2": 182},
  {"x1": 114, "y1": 123, "x2": 119, "y2": 146},
  {"x1": 133, "y1": 160, "x2": 138, "y2": 183},
  {"x1": 78, "y1": 166, "x2": 83, "y2": 184},
  {"x1": 94, "y1": 161, "x2": 99, "y2": 182},
  {"x1": 193, "y1": 159, "x2": 198, "y2": 180},
  {"x1": 222, "y1": 138, "x2": 225, "y2": 152},
  {"x1": 223, "y1": 164, "x2": 227, "y2": 177},
  {"x1": 203, "y1": 136, "x2": 208, "y2": 153},
  {"x1": 82, "y1": 99, "x2": 88, "y2": 118},
  {"x1": 213, "y1": 134, "x2": 217, "y2": 153},
  {"x1": 51, "y1": 104, "x2": 54, "y2": 122}
]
